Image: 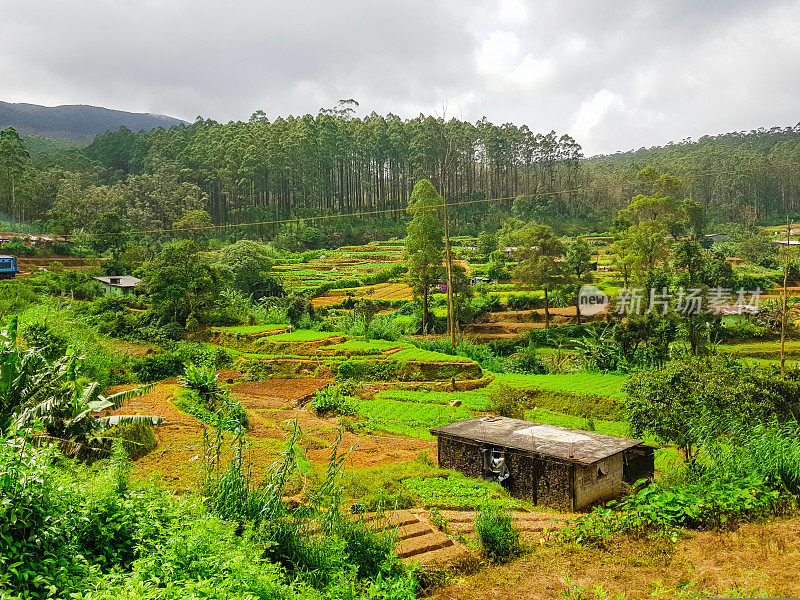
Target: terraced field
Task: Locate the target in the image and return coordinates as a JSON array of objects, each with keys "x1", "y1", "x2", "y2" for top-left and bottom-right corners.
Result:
[
  {"x1": 273, "y1": 241, "x2": 405, "y2": 293},
  {"x1": 313, "y1": 281, "x2": 413, "y2": 308}
]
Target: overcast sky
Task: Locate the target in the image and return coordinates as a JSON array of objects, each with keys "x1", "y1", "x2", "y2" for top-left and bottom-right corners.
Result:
[{"x1": 1, "y1": 0, "x2": 799, "y2": 155}]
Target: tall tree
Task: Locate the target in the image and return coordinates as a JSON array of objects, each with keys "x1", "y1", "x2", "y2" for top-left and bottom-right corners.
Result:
[
  {"x1": 566, "y1": 238, "x2": 594, "y2": 325},
  {"x1": 512, "y1": 223, "x2": 565, "y2": 328},
  {"x1": 0, "y1": 127, "x2": 30, "y2": 220},
  {"x1": 406, "y1": 180, "x2": 444, "y2": 334}
]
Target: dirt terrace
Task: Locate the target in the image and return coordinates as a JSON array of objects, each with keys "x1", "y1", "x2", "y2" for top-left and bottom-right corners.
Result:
[{"x1": 108, "y1": 378, "x2": 434, "y2": 490}]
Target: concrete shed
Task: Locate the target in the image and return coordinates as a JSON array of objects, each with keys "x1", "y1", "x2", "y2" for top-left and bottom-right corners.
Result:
[{"x1": 430, "y1": 416, "x2": 654, "y2": 511}]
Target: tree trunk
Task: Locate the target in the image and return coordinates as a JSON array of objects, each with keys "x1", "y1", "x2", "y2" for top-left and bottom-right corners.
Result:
[
  {"x1": 575, "y1": 286, "x2": 582, "y2": 325},
  {"x1": 544, "y1": 287, "x2": 551, "y2": 329},
  {"x1": 443, "y1": 202, "x2": 456, "y2": 347},
  {"x1": 422, "y1": 265, "x2": 428, "y2": 335}
]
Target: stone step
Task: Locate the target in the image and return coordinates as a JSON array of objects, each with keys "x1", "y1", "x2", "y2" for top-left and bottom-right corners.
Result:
[
  {"x1": 357, "y1": 510, "x2": 420, "y2": 528},
  {"x1": 402, "y1": 543, "x2": 475, "y2": 566},
  {"x1": 396, "y1": 520, "x2": 433, "y2": 540},
  {"x1": 396, "y1": 531, "x2": 453, "y2": 558}
]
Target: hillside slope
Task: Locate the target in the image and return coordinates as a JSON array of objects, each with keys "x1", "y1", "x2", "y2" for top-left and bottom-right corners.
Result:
[{"x1": 0, "y1": 101, "x2": 187, "y2": 140}]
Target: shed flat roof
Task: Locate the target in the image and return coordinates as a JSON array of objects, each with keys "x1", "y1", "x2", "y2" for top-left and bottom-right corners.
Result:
[
  {"x1": 430, "y1": 416, "x2": 643, "y2": 466},
  {"x1": 93, "y1": 275, "x2": 141, "y2": 287}
]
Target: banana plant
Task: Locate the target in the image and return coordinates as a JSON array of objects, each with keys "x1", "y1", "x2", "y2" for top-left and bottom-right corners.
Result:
[{"x1": 2, "y1": 317, "x2": 162, "y2": 459}]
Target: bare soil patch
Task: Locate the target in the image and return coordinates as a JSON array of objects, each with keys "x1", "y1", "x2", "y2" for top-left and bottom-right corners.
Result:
[
  {"x1": 431, "y1": 517, "x2": 800, "y2": 600},
  {"x1": 108, "y1": 380, "x2": 434, "y2": 490},
  {"x1": 230, "y1": 378, "x2": 331, "y2": 409}
]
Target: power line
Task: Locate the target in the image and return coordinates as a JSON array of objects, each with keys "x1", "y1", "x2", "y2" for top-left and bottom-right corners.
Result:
[{"x1": 81, "y1": 160, "x2": 800, "y2": 238}]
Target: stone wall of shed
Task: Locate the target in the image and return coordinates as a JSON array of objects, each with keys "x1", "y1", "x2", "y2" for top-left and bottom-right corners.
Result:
[
  {"x1": 574, "y1": 453, "x2": 624, "y2": 510},
  {"x1": 437, "y1": 436, "x2": 574, "y2": 511}
]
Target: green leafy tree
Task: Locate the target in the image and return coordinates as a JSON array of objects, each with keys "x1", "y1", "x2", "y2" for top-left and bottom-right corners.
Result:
[
  {"x1": 142, "y1": 240, "x2": 224, "y2": 323},
  {"x1": 625, "y1": 357, "x2": 800, "y2": 460},
  {"x1": 566, "y1": 238, "x2": 593, "y2": 324},
  {"x1": 406, "y1": 179, "x2": 444, "y2": 333},
  {"x1": 354, "y1": 299, "x2": 381, "y2": 339},
  {"x1": 0, "y1": 127, "x2": 30, "y2": 220},
  {"x1": 477, "y1": 230, "x2": 497, "y2": 260},
  {"x1": 173, "y1": 209, "x2": 214, "y2": 242},
  {"x1": 217, "y1": 239, "x2": 274, "y2": 296},
  {"x1": 91, "y1": 212, "x2": 127, "y2": 257},
  {"x1": 511, "y1": 223, "x2": 564, "y2": 328}
]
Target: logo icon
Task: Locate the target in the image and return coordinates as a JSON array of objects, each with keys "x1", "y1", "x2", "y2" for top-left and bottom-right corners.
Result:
[{"x1": 578, "y1": 285, "x2": 609, "y2": 316}]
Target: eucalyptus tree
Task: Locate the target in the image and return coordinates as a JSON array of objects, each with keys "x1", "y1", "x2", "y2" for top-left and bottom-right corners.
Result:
[{"x1": 405, "y1": 179, "x2": 444, "y2": 333}]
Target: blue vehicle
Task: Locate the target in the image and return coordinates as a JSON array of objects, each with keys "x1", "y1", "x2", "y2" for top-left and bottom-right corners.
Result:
[{"x1": 0, "y1": 255, "x2": 18, "y2": 279}]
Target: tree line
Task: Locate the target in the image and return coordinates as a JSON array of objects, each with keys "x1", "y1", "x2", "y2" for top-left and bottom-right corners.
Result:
[{"x1": 2, "y1": 106, "x2": 800, "y2": 241}]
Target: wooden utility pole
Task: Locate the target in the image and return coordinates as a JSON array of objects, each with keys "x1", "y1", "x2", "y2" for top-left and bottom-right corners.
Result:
[
  {"x1": 437, "y1": 105, "x2": 457, "y2": 348},
  {"x1": 443, "y1": 199, "x2": 456, "y2": 347},
  {"x1": 781, "y1": 216, "x2": 790, "y2": 377}
]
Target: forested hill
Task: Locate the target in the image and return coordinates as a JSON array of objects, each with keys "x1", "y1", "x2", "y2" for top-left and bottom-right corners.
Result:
[
  {"x1": 0, "y1": 101, "x2": 187, "y2": 141},
  {"x1": 2, "y1": 107, "x2": 800, "y2": 242}
]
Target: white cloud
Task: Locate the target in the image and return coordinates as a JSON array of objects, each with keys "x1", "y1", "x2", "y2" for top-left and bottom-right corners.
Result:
[
  {"x1": 476, "y1": 31, "x2": 521, "y2": 74},
  {"x1": 570, "y1": 90, "x2": 626, "y2": 145}
]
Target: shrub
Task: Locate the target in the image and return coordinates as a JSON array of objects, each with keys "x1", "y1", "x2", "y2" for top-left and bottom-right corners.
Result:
[
  {"x1": 21, "y1": 321, "x2": 68, "y2": 360},
  {"x1": 179, "y1": 363, "x2": 227, "y2": 410},
  {"x1": 367, "y1": 314, "x2": 403, "y2": 341},
  {"x1": 104, "y1": 422, "x2": 158, "y2": 459},
  {"x1": 133, "y1": 353, "x2": 184, "y2": 382},
  {"x1": 475, "y1": 503, "x2": 521, "y2": 561},
  {"x1": 507, "y1": 294, "x2": 539, "y2": 310},
  {"x1": 487, "y1": 385, "x2": 529, "y2": 419},
  {"x1": 173, "y1": 389, "x2": 249, "y2": 431},
  {"x1": 312, "y1": 385, "x2": 358, "y2": 416},
  {"x1": 337, "y1": 359, "x2": 400, "y2": 382},
  {"x1": 502, "y1": 343, "x2": 548, "y2": 374}
]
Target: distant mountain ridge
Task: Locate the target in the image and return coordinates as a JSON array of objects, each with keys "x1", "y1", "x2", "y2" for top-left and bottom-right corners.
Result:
[{"x1": 0, "y1": 101, "x2": 188, "y2": 141}]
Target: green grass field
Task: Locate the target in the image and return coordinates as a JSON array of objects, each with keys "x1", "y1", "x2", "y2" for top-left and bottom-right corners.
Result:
[
  {"x1": 211, "y1": 324, "x2": 290, "y2": 334},
  {"x1": 357, "y1": 398, "x2": 475, "y2": 438},
  {"x1": 263, "y1": 330, "x2": 341, "y2": 342},
  {"x1": 718, "y1": 339, "x2": 800, "y2": 359},
  {"x1": 376, "y1": 388, "x2": 492, "y2": 411},
  {"x1": 326, "y1": 338, "x2": 472, "y2": 362},
  {"x1": 492, "y1": 372, "x2": 627, "y2": 401}
]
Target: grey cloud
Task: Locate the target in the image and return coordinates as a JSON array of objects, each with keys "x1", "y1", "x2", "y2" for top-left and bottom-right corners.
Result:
[{"x1": 1, "y1": 0, "x2": 798, "y2": 154}]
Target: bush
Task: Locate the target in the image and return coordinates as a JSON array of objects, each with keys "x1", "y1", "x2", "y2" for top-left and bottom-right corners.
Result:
[
  {"x1": 487, "y1": 385, "x2": 529, "y2": 419},
  {"x1": 508, "y1": 294, "x2": 539, "y2": 310},
  {"x1": 367, "y1": 314, "x2": 403, "y2": 341},
  {"x1": 475, "y1": 503, "x2": 521, "y2": 562},
  {"x1": 104, "y1": 422, "x2": 158, "y2": 459},
  {"x1": 179, "y1": 363, "x2": 227, "y2": 409},
  {"x1": 173, "y1": 390, "x2": 249, "y2": 431},
  {"x1": 502, "y1": 343, "x2": 548, "y2": 374},
  {"x1": 312, "y1": 385, "x2": 358, "y2": 416},
  {"x1": 133, "y1": 353, "x2": 184, "y2": 382},
  {"x1": 337, "y1": 359, "x2": 400, "y2": 382},
  {"x1": 21, "y1": 321, "x2": 68, "y2": 360}
]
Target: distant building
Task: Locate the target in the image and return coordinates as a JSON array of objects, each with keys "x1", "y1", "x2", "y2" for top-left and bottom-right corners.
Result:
[
  {"x1": 725, "y1": 257, "x2": 744, "y2": 264},
  {"x1": 704, "y1": 233, "x2": 728, "y2": 243},
  {"x1": 431, "y1": 416, "x2": 654, "y2": 511},
  {"x1": 773, "y1": 240, "x2": 800, "y2": 246},
  {"x1": 469, "y1": 276, "x2": 492, "y2": 286},
  {"x1": 93, "y1": 275, "x2": 141, "y2": 296}
]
